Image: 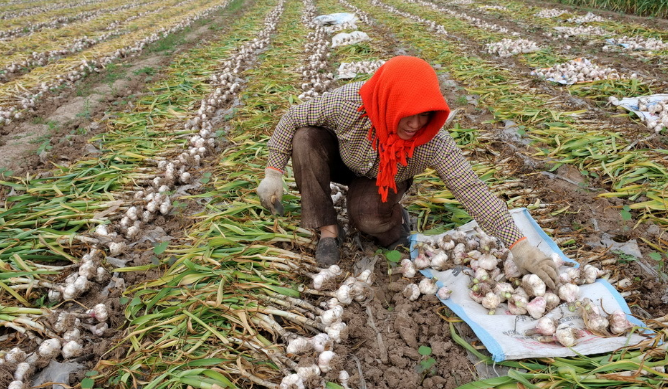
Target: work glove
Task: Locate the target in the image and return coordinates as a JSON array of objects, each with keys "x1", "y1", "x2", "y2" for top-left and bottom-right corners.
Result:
[
  {"x1": 510, "y1": 238, "x2": 559, "y2": 291},
  {"x1": 257, "y1": 168, "x2": 284, "y2": 215}
]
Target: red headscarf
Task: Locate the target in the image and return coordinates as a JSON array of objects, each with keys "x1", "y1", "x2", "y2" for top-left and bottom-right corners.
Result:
[{"x1": 359, "y1": 56, "x2": 451, "y2": 202}]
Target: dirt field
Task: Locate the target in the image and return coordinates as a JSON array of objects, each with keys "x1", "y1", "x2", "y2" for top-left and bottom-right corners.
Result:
[{"x1": 1, "y1": 0, "x2": 667, "y2": 388}]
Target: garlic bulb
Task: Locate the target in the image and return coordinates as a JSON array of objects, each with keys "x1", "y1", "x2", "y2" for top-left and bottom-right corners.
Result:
[
  {"x1": 430, "y1": 252, "x2": 448, "y2": 270},
  {"x1": 39, "y1": 339, "x2": 61, "y2": 359},
  {"x1": 5, "y1": 347, "x2": 26, "y2": 363},
  {"x1": 609, "y1": 310, "x2": 633, "y2": 335},
  {"x1": 400, "y1": 258, "x2": 416, "y2": 278},
  {"x1": 286, "y1": 337, "x2": 312, "y2": 355},
  {"x1": 527, "y1": 317, "x2": 557, "y2": 336},
  {"x1": 62, "y1": 341, "x2": 83, "y2": 359},
  {"x1": 554, "y1": 324, "x2": 579, "y2": 347},
  {"x1": 481, "y1": 292, "x2": 501, "y2": 313},
  {"x1": 89, "y1": 303, "x2": 109, "y2": 322},
  {"x1": 326, "y1": 322, "x2": 347, "y2": 343},
  {"x1": 558, "y1": 283, "x2": 580, "y2": 303},
  {"x1": 522, "y1": 274, "x2": 546, "y2": 297},
  {"x1": 311, "y1": 333, "x2": 333, "y2": 353},
  {"x1": 436, "y1": 286, "x2": 452, "y2": 300},
  {"x1": 403, "y1": 284, "x2": 420, "y2": 301},
  {"x1": 318, "y1": 350, "x2": 336, "y2": 372},
  {"x1": 295, "y1": 365, "x2": 320, "y2": 380},
  {"x1": 526, "y1": 297, "x2": 547, "y2": 319},
  {"x1": 279, "y1": 374, "x2": 305, "y2": 389},
  {"x1": 335, "y1": 285, "x2": 352, "y2": 305},
  {"x1": 8, "y1": 381, "x2": 25, "y2": 389},
  {"x1": 14, "y1": 362, "x2": 32, "y2": 381},
  {"x1": 544, "y1": 292, "x2": 561, "y2": 311},
  {"x1": 320, "y1": 306, "x2": 343, "y2": 326},
  {"x1": 418, "y1": 278, "x2": 438, "y2": 295}
]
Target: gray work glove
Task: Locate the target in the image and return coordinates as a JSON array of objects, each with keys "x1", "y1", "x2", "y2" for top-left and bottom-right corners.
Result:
[
  {"x1": 257, "y1": 168, "x2": 284, "y2": 215},
  {"x1": 510, "y1": 238, "x2": 559, "y2": 291}
]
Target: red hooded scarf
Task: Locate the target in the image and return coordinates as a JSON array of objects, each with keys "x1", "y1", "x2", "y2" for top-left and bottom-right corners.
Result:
[{"x1": 359, "y1": 56, "x2": 451, "y2": 202}]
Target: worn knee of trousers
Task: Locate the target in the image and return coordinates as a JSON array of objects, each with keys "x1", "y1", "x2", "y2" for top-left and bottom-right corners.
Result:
[{"x1": 351, "y1": 206, "x2": 398, "y2": 236}]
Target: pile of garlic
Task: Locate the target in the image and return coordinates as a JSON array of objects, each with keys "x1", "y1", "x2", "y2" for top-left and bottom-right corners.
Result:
[
  {"x1": 549, "y1": 25, "x2": 607, "y2": 39},
  {"x1": 331, "y1": 30, "x2": 370, "y2": 48},
  {"x1": 279, "y1": 264, "x2": 374, "y2": 388},
  {"x1": 336, "y1": 60, "x2": 385, "y2": 79},
  {"x1": 567, "y1": 12, "x2": 605, "y2": 24},
  {"x1": 486, "y1": 38, "x2": 540, "y2": 57},
  {"x1": 405, "y1": 227, "x2": 634, "y2": 348},
  {"x1": 619, "y1": 96, "x2": 668, "y2": 133},
  {"x1": 2, "y1": 303, "x2": 111, "y2": 389},
  {"x1": 604, "y1": 36, "x2": 668, "y2": 52},
  {"x1": 532, "y1": 58, "x2": 633, "y2": 84},
  {"x1": 534, "y1": 8, "x2": 567, "y2": 18}
]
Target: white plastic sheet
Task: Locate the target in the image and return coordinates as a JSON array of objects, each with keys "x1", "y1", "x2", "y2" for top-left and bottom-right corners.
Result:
[
  {"x1": 610, "y1": 94, "x2": 668, "y2": 133},
  {"x1": 410, "y1": 208, "x2": 647, "y2": 362}
]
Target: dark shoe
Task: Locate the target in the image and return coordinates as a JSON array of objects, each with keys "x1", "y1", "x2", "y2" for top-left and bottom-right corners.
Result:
[
  {"x1": 387, "y1": 208, "x2": 412, "y2": 251},
  {"x1": 316, "y1": 237, "x2": 340, "y2": 266}
]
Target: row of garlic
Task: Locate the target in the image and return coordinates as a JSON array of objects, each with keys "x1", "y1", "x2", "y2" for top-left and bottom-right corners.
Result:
[
  {"x1": 486, "y1": 38, "x2": 540, "y2": 58},
  {"x1": 604, "y1": 36, "x2": 668, "y2": 52},
  {"x1": 548, "y1": 25, "x2": 608, "y2": 39},
  {"x1": 535, "y1": 8, "x2": 567, "y2": 18},
  {"x1": 0, "y1": 1, "x2": 229, "y2": 126},
  {"x1": 279, "y1": 263, "x2": 376, "y2": 388},
  {"x1": 2, "y1": 4, "x2": 284, "y2": 388},
  {"x1": 1, "y1": 303, "x2": 110, "y2": 389},
  {"x1": 337, "y1": 60, "x2": 385, "y2": 80},
  {"x1": 297, "y1": 3, "x2": 334, "y2": 101},
  {"x1": 0, "y1": 0, "x2": 160, "y2": 41},
  {"x1": 532, "y1": 58, "x2": 635, "y2": 84},
  {"x1": 373, "y1": 0, "x2": 448, "y2": 37},
  {"x1": 337, "y1": 0, "x2": 373, "y2": 26},
  {"x1": 567, "y1": 12, "x2": 605, "y2": 24},
  {"x1": 409, "y1": 0, "x2": 520, "y2": 38},
  {"x1": 1, "y1": 0, "x2": 100, "y2": 20}
]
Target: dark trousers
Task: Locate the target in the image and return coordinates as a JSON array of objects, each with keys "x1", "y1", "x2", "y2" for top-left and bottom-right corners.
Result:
[{"x1": 292, "y1": 126, "x2": 409, "y2": 247}]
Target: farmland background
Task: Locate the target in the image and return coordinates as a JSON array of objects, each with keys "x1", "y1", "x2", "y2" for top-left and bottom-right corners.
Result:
[{"x1": 1, "y1": 0, "x2": 668, "y2": 388}]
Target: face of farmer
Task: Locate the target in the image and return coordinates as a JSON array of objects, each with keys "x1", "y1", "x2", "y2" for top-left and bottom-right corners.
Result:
[{"x1": 397, "y1": 112, "x2": 431, "y2": 140}]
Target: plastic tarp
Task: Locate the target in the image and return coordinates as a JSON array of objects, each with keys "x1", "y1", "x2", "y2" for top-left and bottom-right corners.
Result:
[
  {"x1": 410, "y1": 208, "x2": 647, "y2": 362},
  {"x1": 610, "y1": 94, "x2": 668, "y2": 127},
  {"x1": 313, "y1": 13, "x2": 357, "y2": 26}
]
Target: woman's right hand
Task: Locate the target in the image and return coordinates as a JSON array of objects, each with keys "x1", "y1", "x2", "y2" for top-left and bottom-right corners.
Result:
[{"x1": 257, "y1": 168, "x2": 284, "y2": 215}]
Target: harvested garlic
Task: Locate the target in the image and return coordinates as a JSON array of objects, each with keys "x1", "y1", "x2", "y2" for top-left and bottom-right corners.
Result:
[
  {"x1": 526, "y1": 297, "x2": 547, "y2": 319},
  {"x1": 403, "y1": 284, "x2": 420, "y2": 301},
  {"x1": 418, "y1": 278, "x2": 438, "y2": 295},
  {"x1": 296, "y1": 365, "x2": 320, "y2": 380},
  {"x1": 321, "y1": 306, "x2": 343, "y2": 326},
  {"x1": 430, "y1": 252, "x2": 448, "y2": 270},
  {"x1": 609, "y1": 310, "x2": 633, "y2": 335},
  {"x1": 526, "y1": 317, "x2": 557, "y2": 336},
  {"x1": 5, "y1": 347, "x2": 26, "y2": 363},
  {"x1": 400, "y1": 258, "x2": 416, "y2": 278},
  {"x1": 38, "y1": 339, "x2": 61, "y2": 359},
  {"x1": 318, "y1": 350, "x2": 336, "y2": 372},
  {"x1": 558, "y1": 283, "x2": 580, "y2": 303},
  {"x1": 286, "y1": 337, "x2": 312, "y2": 354},
  {"x1": 8, "y1": 381, "x2": 25, "y2": 389},
  {"x1": 88, "y1": 303, "x2": 109, "y2": 322},
  {"x1": 437, "y1": 286, "x2": 452, "y2": 300},
  {"x1": 554, "y1": 324, "x2": 579, "y2": 347},
  {"x1": 62, "y1": 340, "x2": 83, "y2": 359},
  {"x1": 326, "y1": 322, "x2": 347, "y2": 343},
  {"x1": 522, "y1": 274, "x2": 546, "y2": 297},
  {"x1": 544, "y1": 292, "x2": 561, "y2": 311},
  {"x1": 311, "y1": 333, "x2": 333, "y2": 353},
  {"x1": 481, "y1": 292, "x2": 501, "y2": 314},
  {"x1": 279, "y1": 374, "x2": 305, "y2": 389},
  {"x1": 14, "y1": 362, "x2": 32, "y2": 381},
  {"x1": 335, "y1": 285, "x2": 353, "y2": 305}
]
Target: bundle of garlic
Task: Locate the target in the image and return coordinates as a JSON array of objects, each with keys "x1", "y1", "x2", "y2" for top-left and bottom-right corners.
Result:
[
  {"x1": 486, "y1": 38, "x2": 541, "y2": 57},
  {"x1": 532, "y1": 58, "x2": 632, "y2": 85},
  {"x1": 479, "y1": 5, "x2": 508, "y2": 11},
  {"x1": 548, "y1": 26, "x2": 607, "y2": 39},
  {"x1": 330, "y1": 30, "x2": 370, "y2": 48},
  {"x1": 567, "y1": 12, "x2": 605, "y2": 23},
  {"x1": 609, "y1": 96, "x2": 668, "y2": 133},
  {"x1": 604, "y1": 36, "x2": 668, "y2": 52},
  {"x1": 534, "y1": 9, "x2": 567, "y2": 18},
  {"x1": 336, "y1": 60, "x2": 385, "y2": 79}
]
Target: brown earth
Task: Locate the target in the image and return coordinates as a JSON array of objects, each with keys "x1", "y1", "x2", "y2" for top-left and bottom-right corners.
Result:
[{"x1": 1, "y1": 1, "x2": 667, "y2": 388}]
